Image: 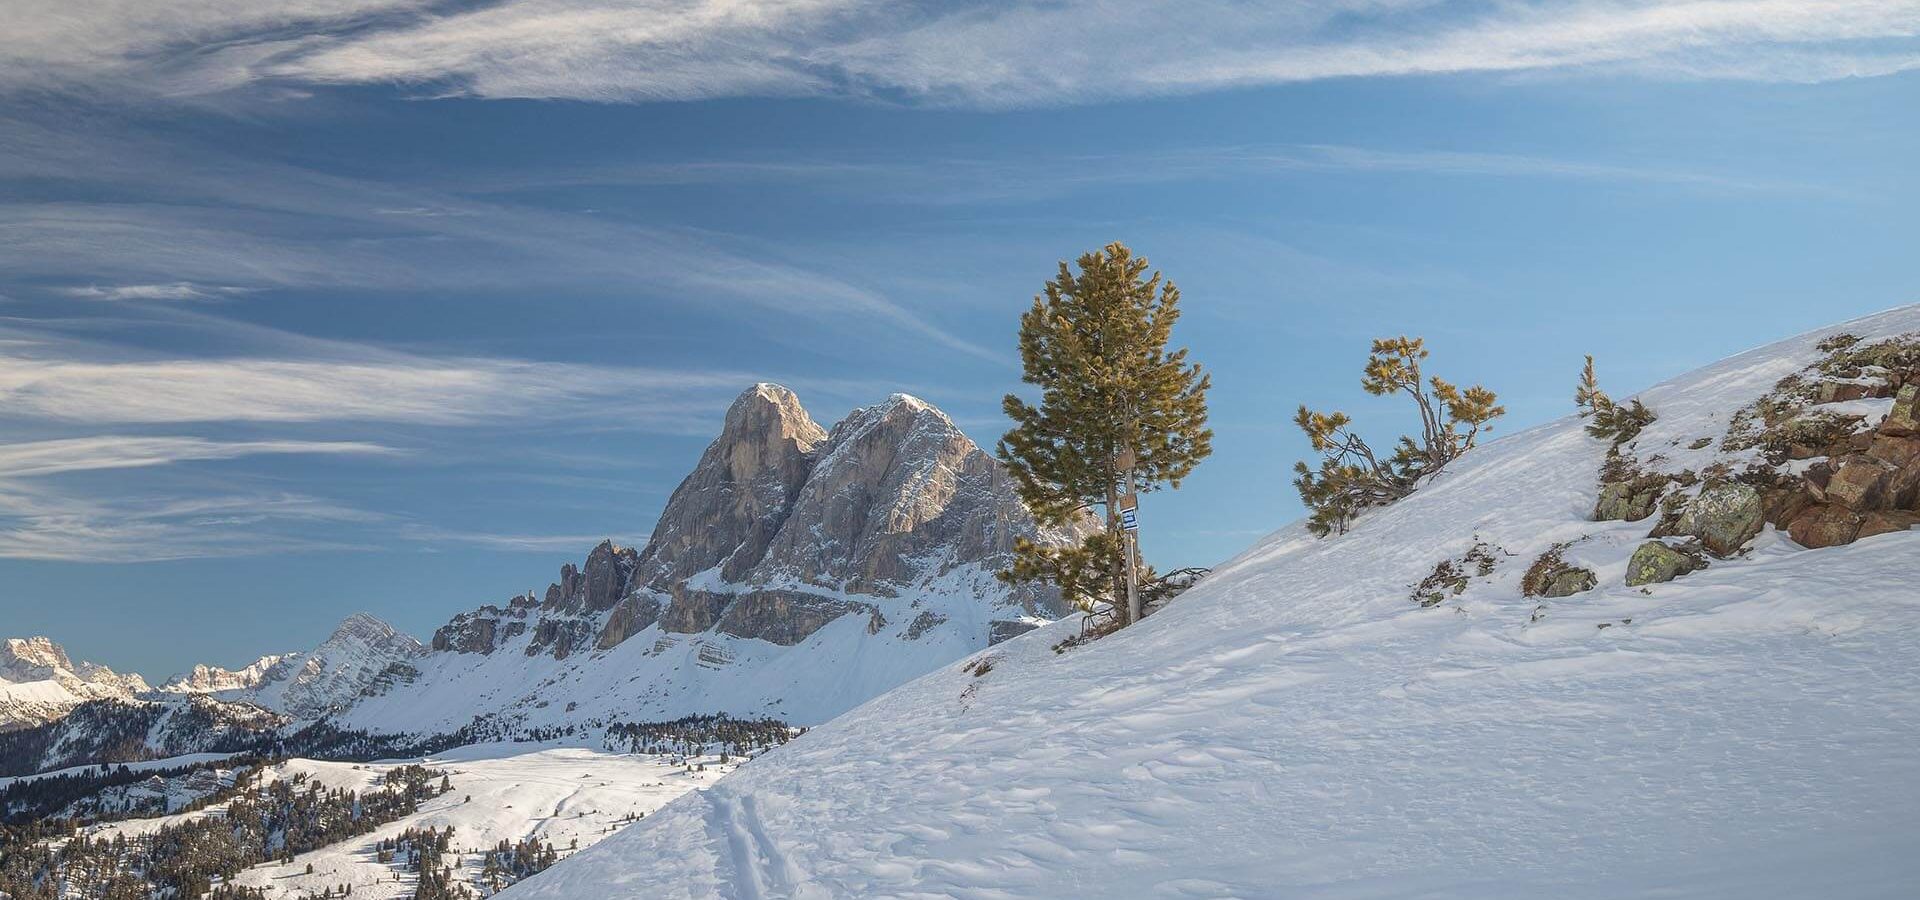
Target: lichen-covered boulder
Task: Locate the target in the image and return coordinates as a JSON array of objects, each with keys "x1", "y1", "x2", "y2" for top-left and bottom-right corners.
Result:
[
  {"x1": 1541, "y1": 567, "x2": 1597, "y2": 598},
  {"x1": 1881, "y1": 383, "x2": 1920, "y2": 437},
  {"x1": 1594, "y1": 479, "x2": 1663, "y2": 522},
  {"x1": 1625, "y1": 541, "x2": 1705, "y2": 587},
  {"x1": 1787, "y1": 504, "x2": 1864, "y2": 549},
  {"x1": 1887, "y1": 458, "x2": 1920, "y2": 510},
  {"x1": 1675, "y1": 483, "x2": 1763, "y2": 557}
]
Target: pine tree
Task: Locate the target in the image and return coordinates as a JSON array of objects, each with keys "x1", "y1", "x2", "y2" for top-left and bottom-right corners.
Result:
[
  {"x1": 1574, "y1": 353, "x2": 1655, "y2": 443},
  {"x1": 1294, "y1": 336, "x2": 1505, "y2": 535},
  {"x1": 997, "y1": 241, "x2": 1212, "y2": 626}
]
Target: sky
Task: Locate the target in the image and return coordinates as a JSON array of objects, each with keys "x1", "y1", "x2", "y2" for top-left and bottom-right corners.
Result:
[{"x1": 0, "y1": 0, "x2": 1916, "y2": 679}]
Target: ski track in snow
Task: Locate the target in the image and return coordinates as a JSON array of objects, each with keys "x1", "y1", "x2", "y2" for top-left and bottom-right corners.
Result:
[{"x1": 497, "y1": 306, "x2": 1920, "y2": 899}]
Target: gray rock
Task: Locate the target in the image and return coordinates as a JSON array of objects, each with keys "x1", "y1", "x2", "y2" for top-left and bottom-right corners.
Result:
[
  {"x1": 989, "y1": 620, "x2": 1041, "y2": 645},
  {"x1": 1594, "y1": 478, "x2": 1663, "y2": 522},
  {"x1": 1625, "y1": 541, "x2": 1703, "y2": 586},
  {"x1": 595, "y1": 593, "x2": 664, "y2": 651},
  {"x1": 636, "y1": 384, "x2": 826, "y2": 590},
  {"x1": 1541, "y1": 567, "x2": 1598, "y2": 598},
  {"x1": 1675, "y1": 482, "x2": 1763, "y2": 557}
]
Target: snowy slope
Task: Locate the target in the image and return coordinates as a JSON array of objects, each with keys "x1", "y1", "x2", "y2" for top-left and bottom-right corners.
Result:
[
  {"x1": 502, "y1": 307, "x2": 1920, "y2": 899},
  {"x1": 335, "y1": 564, "x2": 1014, "y2": 735}
]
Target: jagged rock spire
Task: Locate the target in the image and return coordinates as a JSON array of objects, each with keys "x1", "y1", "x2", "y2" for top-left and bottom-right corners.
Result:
[{"x1": 637, "y1": 383, "x2": 827, "y2": 588}]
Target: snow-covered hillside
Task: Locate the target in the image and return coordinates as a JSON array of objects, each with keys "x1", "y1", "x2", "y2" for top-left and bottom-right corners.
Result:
[
  {"x1": 82, "y1": 743, "x2": 743, "y2": 899},
  {"x1": 502, "y1": 308, "x2": 1920, "y2": 899}
]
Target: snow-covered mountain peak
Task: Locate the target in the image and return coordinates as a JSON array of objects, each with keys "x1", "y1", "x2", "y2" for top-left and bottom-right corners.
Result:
[
  {"x1": 320, "y1": 612, "x2": 422, "y2": 656},
  {"x1": 326, "y1": 384, "x2": 1084, "y2": 736},
  {"x1": 0, "y1": 637, "x2": 73, "y2": 677},
  {"x1": 0, "y1": 635, "x2": 150, "y2": 731}
]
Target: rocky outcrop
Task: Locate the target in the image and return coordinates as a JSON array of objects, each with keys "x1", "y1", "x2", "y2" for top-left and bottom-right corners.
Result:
[
  {"x1": 636, "y1": 384, "x2": 826, "y2": 590},
  {"x1": 1674, "y1": 483, "x2": 1764, "y2": 558},
  {"x1": 715, "y1": 592, "x2": 868, "y2": 647},
  {"x1": 595, "y1": 593, "x2": 664, "y2": 651},
  {"x1": 1594, "y1": 477, "x2": 1666, "y2": 522}
]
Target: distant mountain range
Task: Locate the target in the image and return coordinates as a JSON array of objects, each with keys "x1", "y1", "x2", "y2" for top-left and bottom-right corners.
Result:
[{"x1": 1, "y1": 384, "x2": 1083, "y2": 773}]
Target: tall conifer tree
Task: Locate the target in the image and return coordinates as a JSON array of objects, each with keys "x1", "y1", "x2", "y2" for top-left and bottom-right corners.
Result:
[{"x1": 997, "y1": 242, "x2": 1212, "y2": 626}]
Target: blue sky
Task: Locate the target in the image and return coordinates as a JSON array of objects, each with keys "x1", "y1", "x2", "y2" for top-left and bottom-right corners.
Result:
[{"x1": 1, "y1": 0, "x2": 1916, "y2": 678}]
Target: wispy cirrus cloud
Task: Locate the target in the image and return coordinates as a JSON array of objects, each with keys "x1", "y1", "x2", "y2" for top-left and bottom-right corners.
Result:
[
  {"x1": 0, "y1": 435, "x2": 400, "y2": 561},
  {"x1": 0, "y1": 310, "x2": 797, "y2": 431},
  {"x1": 62, "y1": 282, "x2": 253, "y2": 302},
  {"x1": 3, "y1": 0, "x2": 1913, "y2": 107},
  {"x1": 0, "y1": 436, "x2": 399, "y2": 478},
  {"x1": 0, "y1": 110, "x2": 1000, "y2": 363}
]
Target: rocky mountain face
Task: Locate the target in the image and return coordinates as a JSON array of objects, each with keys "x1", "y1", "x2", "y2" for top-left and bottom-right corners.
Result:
[
  {"x1": 165, "y1": 614, "x2": 425, "y2": 720},
  {"x1": 338, "y1": 384, "x2": 1085, "y2": 734},
  {"x1": 0, "y1": 637, "x2": 151, "y2": 732},
  {"x1": 434, "y1": 385, "x2": 1076, "y2": 661}
]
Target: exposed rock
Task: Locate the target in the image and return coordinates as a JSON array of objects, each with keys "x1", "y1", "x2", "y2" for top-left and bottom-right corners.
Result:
[
  {"x1": 1787, "y1": 504, "x2": 1864, "y2": 549},
  {"x1": 904, "y1": 611, "x2": 949, "y2": 641},
  {"x1": 1881, "y1": 383, "x2": 1920, "y2": 436},
  {"x1": 1824, "y1": 455, "x2": 1896, "y2": 510},
  {"x1": 637, "y1": 384, "x2": 827, "y2": 590},
  {"x1": 1674, "y1": 483, "x2": 1764, "y2": 557},
  {"x1": 1818, "y1": 381, "x2": 1873, "y2": 403},
  {"x1": 1857, "y1": 510, "x2": 1920, "y2": 540},
  {"x1": 716, "y1": 592, "x2": 864, "y2": 646},
  {"x1": 1625, "y1": 541, "x2": 1704, "y2": 587},
  {"x1": 989, "y1": 620, "x2": 1042, "y2": 644},
  {"x1": 432, "y1": 616, "x2": 500, "y2": 654},
  {"x1": 1594, "y1": 478, "x2": 1664, "y2": 522},
  {"x1": 0, "y1": 637, "x2": 153, "y2": 731},
  {"x1": 1541, "y1": 567, "x2": 1597, "y2": 598},
  {"x1": 1887, "y1": 458, "x2": 1920, "y2": 510},
  {"x1": 1759, "y1": 485, "x2": 1814, "y2": 528},
  {"x1": 659, "y1": 590, "x2": 732, "y2": 635},
  {"x1": 1867, "y1": 435, "x2": 1920, "y2": 468},
  {"x1": 644, "y1": 389, "x2": 1083, "y2": 644},
  {"x1": 596, "y1": 593, "x2": 665, "y2": 650}
]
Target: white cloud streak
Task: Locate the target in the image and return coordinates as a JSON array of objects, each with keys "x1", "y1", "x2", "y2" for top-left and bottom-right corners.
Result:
[
  {"x1": 0, "y1": 436, "x2": 399, "y2": 478},
  {"x1": 0, "y1": 436, "x2": 401, "y2": 561},
  {"x1": 0, "y1": 110, "x2": 1000, "y2": 362},
  {"x1": 4, "y1": 1, "x2": 1912, "y2": 106},
  {"x1": 62, "y1": 282, "x2": 253, "y2": 301}
]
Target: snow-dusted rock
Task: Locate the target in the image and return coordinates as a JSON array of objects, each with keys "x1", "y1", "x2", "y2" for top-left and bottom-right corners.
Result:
[{"x1": 0, "y1": 637, "x2": 150, "y2": 731}]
